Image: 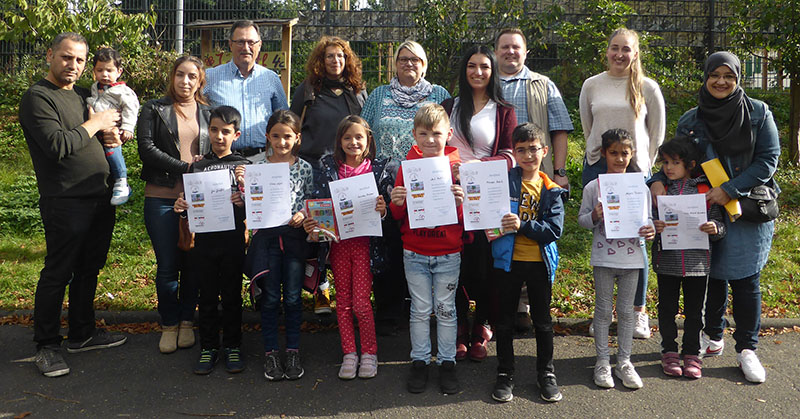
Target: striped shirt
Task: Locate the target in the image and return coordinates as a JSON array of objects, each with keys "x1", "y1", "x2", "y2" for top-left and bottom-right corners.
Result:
[{"x1": 500, "y1": 66, "x2": 573, "y2": 132}]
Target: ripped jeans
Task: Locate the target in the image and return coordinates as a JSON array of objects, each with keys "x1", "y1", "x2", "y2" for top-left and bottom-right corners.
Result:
[{"x1": 404, "y1": 249, "x2": 460, "y2": 364}]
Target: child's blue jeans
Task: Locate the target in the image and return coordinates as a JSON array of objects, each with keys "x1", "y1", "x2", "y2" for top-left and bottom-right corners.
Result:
[{"x1": 105, "y1": 145, "x2": 127, "y2": 180}]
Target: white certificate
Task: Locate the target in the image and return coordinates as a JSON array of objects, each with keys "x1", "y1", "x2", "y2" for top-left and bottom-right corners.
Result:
[
  {"x1": 183, "y1": 170, "x2": 235, "y2": 233},
  {"x1": 598, "y1": 173, "x2": 649, "y2": 239},
  {"x1": 243, "y1": 162, "x2": 292, "y2": 229},
  {"x1": 329, "y1": 173, "x2": 382, "y2": 240},
  {"x1": 402, "y1": 156, "x2": 458, "y2": 229},
  {"x1": 657, "y1": 194, "x2": 709, "y2": 250},
  {"x1": 460, "y1": 160, "x2": 510, "y2": 231}
]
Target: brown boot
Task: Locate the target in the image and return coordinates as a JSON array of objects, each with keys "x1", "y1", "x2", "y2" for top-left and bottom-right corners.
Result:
[{"x1": 468, "y1": 323, "x2": 493, "y2": 362}]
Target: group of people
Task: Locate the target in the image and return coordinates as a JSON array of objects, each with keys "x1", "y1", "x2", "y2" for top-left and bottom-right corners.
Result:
[{"x1": 20, "y1": 19, "x2": 778, "y2": 404}]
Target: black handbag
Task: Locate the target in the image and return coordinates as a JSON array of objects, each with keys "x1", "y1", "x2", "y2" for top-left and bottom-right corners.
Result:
[{"x1": 739, "y1": 184, "x2": 779, "y2": 222}]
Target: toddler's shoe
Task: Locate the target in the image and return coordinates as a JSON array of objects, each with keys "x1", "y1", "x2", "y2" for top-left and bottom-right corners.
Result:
[
  {"x1": 407, "y1": 360, "x2": 428, "y2": 393},
  {"x1": 468, "y1": 324, "x2": 492, "y2": 362},
  {"x1": 439, "y1": 361, "x2": 460, "y2": 395},
  {"x1": 700, "y1": 331, "x2": 724, "y2": 357},
  {"x1": 661, "y1": 351, "x2": 683, "y2": 377},
  {"x1": 263, "y1": 350, "x2": 284, "y2": 381},
  {"x1": 193, "y1": 348, "x2": 218, "y2": 375},
  {"x1": 177, "y1": 321, "x2": 195, "y2": 348},
  {"x1": 159, "y1": 325, "x2": 178, "y2": 354},
  {"x1": 339, "y1": 352, "x2": 358, "y2": 380},
  {"x1": 538, "y1": 372, "x2": 563, "y2": 402},
  {"x1": 614, "y1": 360, "x2": 643, "y2": 389},
  {"x1": 682, "y1": 354, "x2": 702, "y2": 379},
  {"x1": 633, "y1": 311, "x2": 651, "y2": 339},
  {"x1": 110, "y1": 178, "x2": 131, "y2": 206},
  {"x1": 593, "y1": 362, "x2": 614, "y2": 388},
  {"x1": 737, "y1": 349, "x2": 766, "y2": 383},
  {"x1": 491, "y1": 373, "x2": 514, "y2": 402},
  {"x1": 314, "y1": 288, "x2": 332, "y2": 314},
  {"x1": 284, "y1": 349, "x2": 304, "y2": 380},
  {"x1": 455, "y1": 323, "x2": 469, "y2": 361},
  {"x1": 224, "y1": 347, "x2": 244, "y2": 373},
  {"x1": 358, "y1": 354, "x2": 378, "y2": 379}
]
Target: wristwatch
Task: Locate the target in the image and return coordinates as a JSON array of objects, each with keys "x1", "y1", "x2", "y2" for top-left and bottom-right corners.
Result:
[{"x1": 554, "y1": 167, "x2": 567, "y2": 177}]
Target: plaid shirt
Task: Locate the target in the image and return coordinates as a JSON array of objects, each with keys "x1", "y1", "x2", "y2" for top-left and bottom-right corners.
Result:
[
  {"x1": 205, "y1": 61, "x2": 288, "y2": 150},
  {"x1": 500, "y1": 66, "x2": 573, "y2": 132}
]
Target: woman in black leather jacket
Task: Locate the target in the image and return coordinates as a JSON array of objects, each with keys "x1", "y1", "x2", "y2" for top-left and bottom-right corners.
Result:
[{"x1": 137, "y1": 56, "x2": 211, "y2": 354}]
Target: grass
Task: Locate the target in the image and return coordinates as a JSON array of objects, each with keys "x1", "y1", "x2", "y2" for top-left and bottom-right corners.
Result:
[{"x1": 1, "y1": 90, "x2": 798, "y2": 318}]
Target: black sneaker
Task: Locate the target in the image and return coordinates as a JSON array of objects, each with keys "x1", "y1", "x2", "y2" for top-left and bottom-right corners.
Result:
[
  {"x1": 193, "y1": 349, "x2": 218, "y2": 375},
  {"x1": 538, "y1": 372, "x2": 563, "y2": 402},
  {"x1": 492, "y1": 373, "x2": 514, "y2": 402},
  {"x1": 264, "y1": 351, "x2": 284, "y2": 381},
  {"x1": 35, "y1": 346, "x2": 70, "y2": 377},
  {"x1": 224, "y1": 347, "x2": 244, "y2": 373},
  {"x1": 439, "y1": 361, "x2": 460, "y2": 395},
  {"x1": 407, "y1": 360, "x2": 428, "y2": 393},
  {"x1": 65, "y1": 329, "x2": 127, "y2": 353},
  {"x1": 284, "y1": 350, "x2": 304, "y2": 380}
]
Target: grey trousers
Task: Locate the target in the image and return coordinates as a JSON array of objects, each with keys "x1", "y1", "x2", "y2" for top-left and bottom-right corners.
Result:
[{"x1": 593, "y1": 266, "x2": 638, "y2": 363}]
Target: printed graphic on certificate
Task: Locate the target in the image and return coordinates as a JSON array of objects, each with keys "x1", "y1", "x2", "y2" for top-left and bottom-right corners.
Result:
[
  {"x1": 460, "y1": 160, "x2": 510, "y2": 231},
  {"x1": 183, "y1": 170, "x2": 236, "y2": 233},
  {"x1": 598, "y1": 172, "x2": 649, "y2": 239},
  {"x1": 401, "y1": 156, "x2": 458, "y2": 229},
  {"x1": 243, "y1": 162, "x2": 292, "y2": 229},
  {"x1": 329, "y1": 173, "x2": 382, "y2": 240},
  {"x1": 657, "y1": 194, "x2": 709, "y2": 250},
  {"x1": 305, "y1": 199, "x2": 338, "y2": 242}
]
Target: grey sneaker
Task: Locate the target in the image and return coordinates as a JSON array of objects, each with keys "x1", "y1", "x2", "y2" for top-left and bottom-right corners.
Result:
[
  {"x1": 65, "y1": 329, "x2": 127, "y2": 353},
  {"x1": 35, "y1": 346, "x2": 70, "y2": 377}
]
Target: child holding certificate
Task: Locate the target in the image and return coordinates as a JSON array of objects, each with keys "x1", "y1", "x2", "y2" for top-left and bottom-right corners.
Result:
[
  {"x1": 173, "y1": 106, "x2": 249, "y2": 375},
  {"x1": 303, "y1": 115, "x2": 399, "y2": 380},
  {"x1": 652, "y1": 136, "x2": 725, "y2": 379},
  {"x1": 389, "y1": 103, "x2": 465, "y2": 395},
  {"x1": 578, "y1": 128, "x2": 655, "y2": 390}
]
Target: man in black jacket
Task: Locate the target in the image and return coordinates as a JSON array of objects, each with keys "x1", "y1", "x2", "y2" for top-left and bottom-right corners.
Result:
[{"x1": 19, "y1": 32, "x2": 127, "y2": 377}]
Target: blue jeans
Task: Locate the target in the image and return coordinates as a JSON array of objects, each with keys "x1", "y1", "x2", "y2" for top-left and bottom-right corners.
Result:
[
  {"x1": 259, "y1": 235, "x2": 304, "y2": 352},
  {"x1": 105, "y1": 145, "x2": 127, "y2": 180},
  {"x1": 404, "y1": 250, "x2": 460, "y2": 364},
  {"x1": 704, "y1": 273, "x2": 762, "y2": 352},
  {"x1": 144, "y1": 197, "x2": 197, "y2": 326}
]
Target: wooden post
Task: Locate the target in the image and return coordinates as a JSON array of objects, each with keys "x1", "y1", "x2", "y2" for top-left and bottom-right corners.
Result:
[
  {"x1": 200, "y1": 29, "x2": 212, "y2": 58},
  {"x1": 281, "y1": 21, "x2": 294, "y2": 100},
  {"x1": 378, "y1": 43, "x2": 383, "y2": 84},
  {"x1": 762, "y1": 49, "x2": 768, "y2": 90},
  {"x1": 386, "y1": 43, "x2": 393, "y2": 82}
]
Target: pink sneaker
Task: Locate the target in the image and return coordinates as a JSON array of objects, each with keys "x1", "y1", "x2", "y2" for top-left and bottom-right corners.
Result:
[
  {"x1": 683, "y1": 355, "x2": 702, "y2": 379},
  {"x1": 661, "y1": 352, "x2": 682, "y2": 377}
]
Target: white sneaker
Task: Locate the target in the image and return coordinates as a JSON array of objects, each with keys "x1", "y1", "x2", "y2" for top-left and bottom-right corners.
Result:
[
  {"x1": 737, "y1": 349, "x2": 766, "y2": 383},
  {"x1": 700, "y1": 331, "x2": 724, "y2": 357},
  {"x1": 633, "y1": 312, "x2": 651, "y2": 339},
  {"x1": 614, "y1": 361, "x2": 643, "y2": 389},
  {"x1": 588, "y1": 320, "x2": 595, "y2": 337},
  {"x1": 593, "y1": 362, "x2": 614, "y2": 388},
  {"x1": 110, "y1": 178, "x2": 131, "y2": 206}
]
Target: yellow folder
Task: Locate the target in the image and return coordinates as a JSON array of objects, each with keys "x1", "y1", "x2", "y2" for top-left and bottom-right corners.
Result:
[{"x1": 701, "y1": 158, "x2": 741, "y2": 221}]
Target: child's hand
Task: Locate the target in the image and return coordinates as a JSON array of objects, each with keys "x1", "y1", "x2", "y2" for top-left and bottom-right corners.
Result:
[
  {"x1": 289, "y1": 211, "x2": 305, "y2": 228},
  {"x1": 234, "y1": 165, "x2": 246, "y2": 186},
  {"x1": 650, "y1": 181, "x2": 666, "y2": 206},
  {"x1": 699, "y1": 221, "x2": 718, "y2": 235},
  {"x1": 501, "y1": 213, "x2": 520, "y2": 232},
  {"x1": 451, "y1": 162, "x2": 461, "y2": 183},
  {"x1": 231, "y1": 191, "x2": 244, "y2": 207},
  {"x1": 302, "y1": 217, "x2": 319, "y2": 234},
  {"x1": 639, "y1": 224, "x2": 655, "y2": 241},
  {"x1": 120, "y1": 129, "x2": 133, "y2": 143},
  {"x1": 591, "y1": 201, "x2": 604, "y2": 223},
  {"x1": 653, "y1": 219, "x2": 666, "y2": 233},
  {"x1": 451, "y1": 184, "x2": 464, "y2": 206},
  {"x1": 375, "y1": 195, "x2": 387, "y2": 217},
  {"x1": 174, "y1": 193, "x2": 188, "y2": 213},
  {"x1": 192, "y1": 154, "x2": 204, "y2": 163},
  {"x1": 391, "y1": 185, "x2": 407, "y2": 207}
]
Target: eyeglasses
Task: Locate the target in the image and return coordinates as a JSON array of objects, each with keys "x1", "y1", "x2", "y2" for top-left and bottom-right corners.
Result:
[
  {"x1": 708, "y1": 73, "x2": 737, "y2": 82},
  {"x1": 514, "y1": 146, "x2": 544, "y2": 155},
  {"x1": 397, "y1": 56, "x2": 422, "y2": 65},
  {"x1": 231, "y1": 39, "x2": 261, "y2": 47}
]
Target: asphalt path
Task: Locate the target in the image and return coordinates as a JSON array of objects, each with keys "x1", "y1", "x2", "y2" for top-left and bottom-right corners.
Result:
[{"x1": 2, "y1": 320, "x2": 799, "y2": 418}]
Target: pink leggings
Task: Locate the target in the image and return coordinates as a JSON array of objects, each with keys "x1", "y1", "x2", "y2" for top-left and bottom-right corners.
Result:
[{"x1": 330, "y1": 238, "x2": 377, "y2": 355}]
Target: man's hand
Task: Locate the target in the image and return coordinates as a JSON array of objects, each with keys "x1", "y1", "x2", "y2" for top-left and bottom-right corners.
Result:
[
  {"x1": 706, "y1": 187, "x2": 731, "y2": 206},
  {"x1": 101, "y1": 126, "x2": 122, "y2": 148},
  {"x1": 84, "y1": 107, "x2": 120, "y2": 138}
]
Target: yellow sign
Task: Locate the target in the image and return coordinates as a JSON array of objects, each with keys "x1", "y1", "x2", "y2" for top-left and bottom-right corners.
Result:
[{"x1": 202, "y1": 51, "x2": 286, "y2": 72}]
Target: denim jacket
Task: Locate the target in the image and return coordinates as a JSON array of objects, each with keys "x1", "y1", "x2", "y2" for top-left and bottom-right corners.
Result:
[{"x1": 491, "y1": 168, "x2": 567, "y2": 283}]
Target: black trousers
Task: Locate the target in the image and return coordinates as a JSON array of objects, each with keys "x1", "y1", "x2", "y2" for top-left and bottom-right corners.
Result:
[
  {"x1": 456, "y1": 233, "x2": 499, "y2": 329},
  {"x1": 657, "y1": 273, "x2": 707, "y2": 355},
  {"x1": 190, "y1": 234, "x2": 245, "y2": 350},
  {"x1": 373, "y1": 220, "x2": 407, "y2": 325},
  {"x1": 495, "y1": 262, "x2": 554, "y2": 377},
  {"x1": 34, "y1": 197, "x2": 115, "y2": 348}
]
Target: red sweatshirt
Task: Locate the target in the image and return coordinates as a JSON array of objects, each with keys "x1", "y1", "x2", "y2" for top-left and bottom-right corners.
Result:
[{"x1": 389, "y1": 145, "x2": 464, "y2": 256}]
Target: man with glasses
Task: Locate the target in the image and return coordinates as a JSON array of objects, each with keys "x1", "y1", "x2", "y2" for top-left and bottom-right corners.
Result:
[{"x1": 205, "y1": 20, "x2": 288, "y2": 162}]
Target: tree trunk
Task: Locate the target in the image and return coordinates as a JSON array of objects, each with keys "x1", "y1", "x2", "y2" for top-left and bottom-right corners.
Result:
[{"x1": 791, "y1": 76, "x2": 800, "y2": 165}]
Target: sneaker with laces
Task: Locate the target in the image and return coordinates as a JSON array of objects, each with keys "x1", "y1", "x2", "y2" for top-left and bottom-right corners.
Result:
[
  {"x1": 633, "y1": 312, "x2": 651, "y2": 339},
  {"x1": 538, "y1": 372, "x2": 563, "y2": 402},
  {"x1": 491, "y1": 373, "x2": 514, "y2": 402},
  {"x1": 683, "y1": 354, "x2": 702, "y2": 379},
  {"x1": 224, "y1": 347, "x2": 244, "y2": 373},
  {"x1": 65, "y1": 329, "x2": 127, "y2": 353},
  {"x1": 284, "y1": 349, "x2": 304, "y2": 380},
  {"x1": 700, "y1": 331, "x2": 724, "y2": 357},
  {"x1": 439, "y1": 361, "x2": 460, "y2": 395},
  {"x1": 407, "y1": 360, "x2": 428, "y2": 393},
  {"x1": 615, "y1": 361, "x2": 643, "y2": 389},
  {"x1": 339, "y1": 352, "x2": 359, "y2": 380},
  {"x1": 314, "y1": 288, "x2": 332, "y2": 314},
  {"x1": 35, "y1": 346, "x2": 70, "y2": 377},
  {"x1": 737, "y1": 349, "x2": 766, "y2": 383},
  {"x1": 593, "y1": 362, "x2": 614, "y2": 388},
  {"x1": 661, "y1": 352, "x2": 683, "y2": 377},
  {"x1": 263, "y1": 351, "x2": 284, "y2": 381},
  {"x1": 193, "y1": 349, "x2": 218, "y2": 375},
  {"x1": 110, "y1": 178, "x2": 131, "y2": 206},
  {"x1": 358, "y1": 354, "x2": 378, "y2": 379}
]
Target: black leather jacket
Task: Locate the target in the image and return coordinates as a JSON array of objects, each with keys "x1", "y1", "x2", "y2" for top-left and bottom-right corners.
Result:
[{"x1": 137, "y1": 97, "x2": 211, "y2": 188}]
